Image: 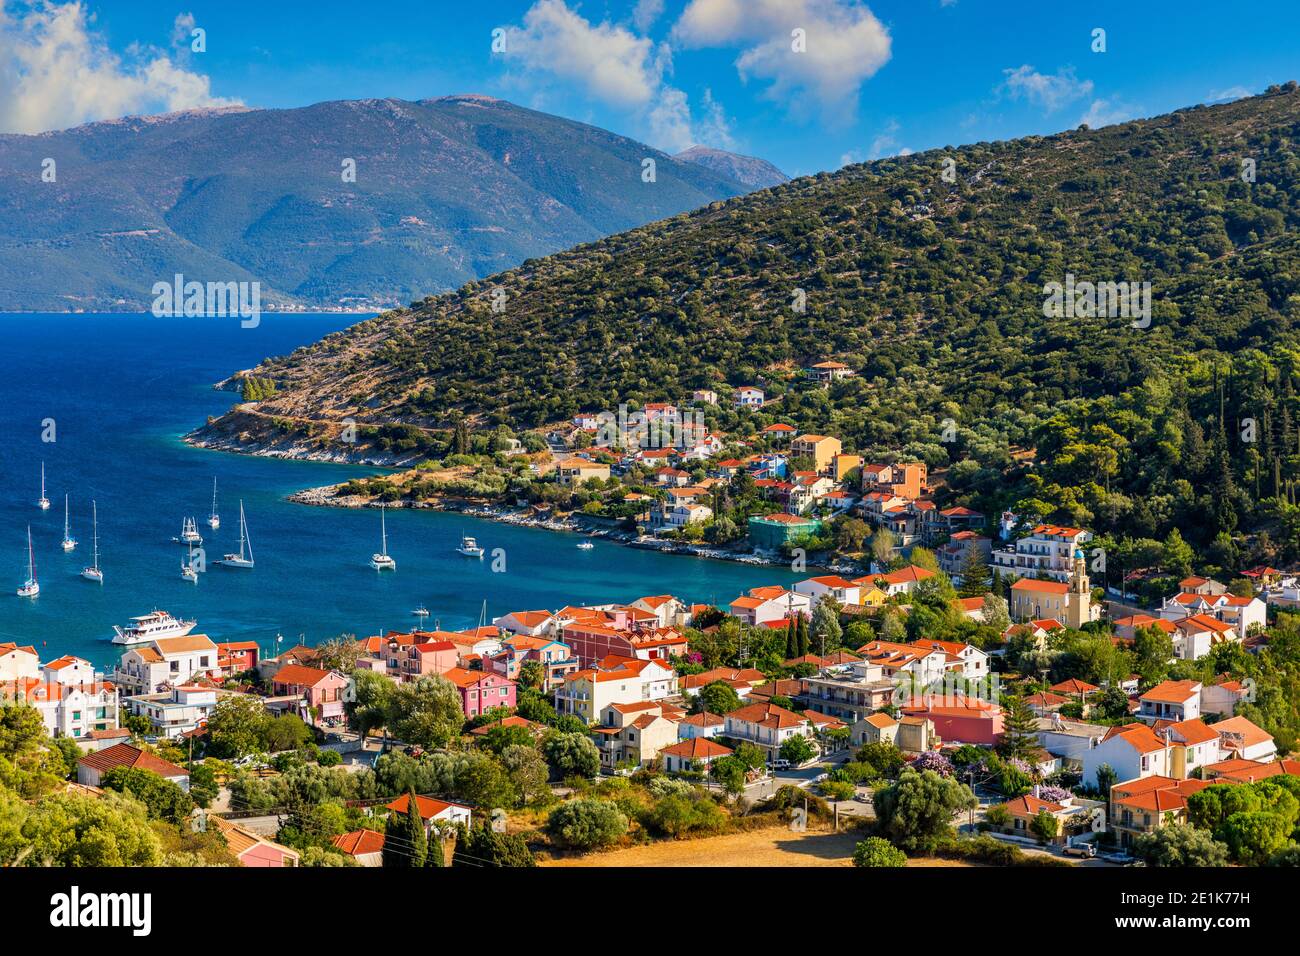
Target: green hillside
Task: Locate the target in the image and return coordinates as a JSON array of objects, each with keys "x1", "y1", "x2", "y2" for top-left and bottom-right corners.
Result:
[{"x1": 217, "y1": 84, "x2": 1300, "y2": 566}]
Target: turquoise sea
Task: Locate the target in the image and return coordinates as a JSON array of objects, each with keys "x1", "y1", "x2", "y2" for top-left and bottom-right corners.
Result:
[{"x1": 0, "y1": 313, "x2": 798, "y2": 668}]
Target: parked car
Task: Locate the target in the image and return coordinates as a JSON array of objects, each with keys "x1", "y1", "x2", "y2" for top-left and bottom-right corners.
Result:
[
  {"x1": 768, "y1": 758, "x2": 792, "y2": 771},
  {"x1": 1063, "y1": 842, "x2": 1097, "y2": 858}
]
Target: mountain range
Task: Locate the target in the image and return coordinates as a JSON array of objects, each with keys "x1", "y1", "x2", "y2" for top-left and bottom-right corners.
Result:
[{"x1": 0, "y1": 95, "x2": 782, "y2": 311}]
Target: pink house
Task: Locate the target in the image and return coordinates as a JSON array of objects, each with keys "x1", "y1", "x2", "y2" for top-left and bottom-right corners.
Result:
[
  {"x1": 270, "y1": 663, "x2": 351, "y2": 726},
  {"x1": 399, "y1": 640, "x2": 459, "y2": 682},
  {"x1": 900, "y1": 697, "x2": 1004, "y2": 746},
  {"x1": 440, "y1": 667, "x2": 516, "y2": 718},
  {"x1": 212, "y1": 815, "x2": 300, "y2": 867}
]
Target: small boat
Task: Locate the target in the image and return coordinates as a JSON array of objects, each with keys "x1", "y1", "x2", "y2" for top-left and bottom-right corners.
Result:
[
  {"x1": 577, "y1": 540, "x2": 595, "y2": 550},
  {"x1": 16, "y1": 527, "x2": 39, "y2": 597},
  {"x1": 174, "y1": 516, "x2": 202, "y2": 546},
  {"x1": 370, "y1": 505, "x2": 396, "y2": 570},
  {"x1": 36, "y1": 462, "x2": 50, "y2": 511},
  {"x1": 112, "y1": 609, "x2": 197, "y2": 645},
  {"x1": 81, "y1": 500, "x2": 103, "y2": 583},
  {"x1": 456, "y1": 533, "x2": 484, "y2": 558},
  {"x1": 207, "y1": 477, "x2": 220, "y2": 530},
  {"x1": 181, "y1": 544, "x2": 199, "y2": 582},
  {"x1": 217, "y1": 501, "x2": 254, "y2": 568},
  {"x1": 61, "y1": 494, "x2": 77, "y2": 551},
  {"x1": 412, "y1": 605, "x2": 430, "y2": 618}
]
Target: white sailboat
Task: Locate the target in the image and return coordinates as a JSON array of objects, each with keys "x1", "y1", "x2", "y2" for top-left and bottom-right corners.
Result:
[
  {"x1": 81, "y1": 501, "x2": 103, "y2": 583},
  {"x1": 218, "y1": 501, "x2": 254, "y2": 568},
  {"x1": 61, "y1": 494, "x2": 77, "y2": 551},
  {"x1": 456, "y1": 533, "x2": 484, "y2": 558},
  {"x1": 369, "y1": 505, "x2": 396, "y2": 570},
  {"x1": 174, "y1": 516, "x2": 202, "y2": 546},
  {"x1": 207, "y1": 478, "x2": 220, "y2": 530},
  {"x1": 16, "y1": 527, "x2": 39, "y2": 597},
  {"x1": 36, "y1": 463, "x2": 50, "y2": 511}
]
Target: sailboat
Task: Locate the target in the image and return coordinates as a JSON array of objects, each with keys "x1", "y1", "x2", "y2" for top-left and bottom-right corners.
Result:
[
  {"x1": 81, "y1": 500, "x2": 103, "y2": 582},
  {"x1": 36, "y1": 463, "x2": 50, "y2": 510},
  {"x1": 456, "y1": 533, "x2": 484, "y2": 558},
  {"x1": 218, "y1": 501, "x2": 254, "y2": 568},
  {"x1": 370, "y1": 506, "x2": 396, "y2": 570},
  {"x1": 16, "y1": 527, "x2": 39, "y2": 597},
  {"x1": 174, "y1": 517, "x2": 202, "y2": 546},
  {"x1": 207, "y1": 478, "x2": 220, "y2": 530},
  {"x1": 61, "y1": 494, "x2": 77, "y2": 551}
]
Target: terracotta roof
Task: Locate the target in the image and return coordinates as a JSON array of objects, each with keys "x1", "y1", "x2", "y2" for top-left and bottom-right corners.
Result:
[
  {"x1": 78, "y1": 743, "x2": 188, "y2": 779},
  {"x1": 1209, "y1": 716, "x2": 1274, "y2": 749},
  {"x1": 1010, "y1": 578, "x2": 1069, "y2": 593},
  {"x1": 1140, "y1": 679, "x2": 1201, "y2": 704},
  {"x1": 332, "y1": 829, "x2": 385, "y2": 856},
  {"x1": 1051, "y1": 678, "x2": 1099, "y2": 695},
  {"x1": 272, "y1": 663, "x2": 338, "y2": 688},
  {"x1": 385, "y1": 793, "x2": 471, "y2": 820}
]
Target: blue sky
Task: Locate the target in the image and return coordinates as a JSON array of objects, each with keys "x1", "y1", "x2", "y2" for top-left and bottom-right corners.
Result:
[{"x1": 3, "y1": 0, "x2": 1299, "y2": 176}]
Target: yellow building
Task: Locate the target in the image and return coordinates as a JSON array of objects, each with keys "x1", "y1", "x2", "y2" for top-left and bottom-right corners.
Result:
[
  {"x1": 556, "y1": 458, "x2": 611, "y2": 485},
  {"x1": 791, "y1": 434, "x2": 842, "y2": 474},
  {"x1": 832, "y1": 453, "x2": 863, "y2": 483}
]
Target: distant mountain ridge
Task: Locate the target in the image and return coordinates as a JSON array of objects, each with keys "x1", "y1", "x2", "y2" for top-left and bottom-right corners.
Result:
[
  {"x1": 676, "y1": 145, "x2": 788, "y2": 189},
  {"x1": 0, "y1": 96, "x2": 768, "y2": 311}
]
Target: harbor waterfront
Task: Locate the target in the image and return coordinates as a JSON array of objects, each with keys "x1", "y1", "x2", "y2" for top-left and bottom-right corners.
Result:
[{"x1": 0, "y1": 313, "x2": 801, "y2": 668}]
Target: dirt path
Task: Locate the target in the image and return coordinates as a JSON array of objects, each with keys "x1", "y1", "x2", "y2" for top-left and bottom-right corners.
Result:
[{"x1": 540, "y1": 826, "x2": 975, "y2": 868}]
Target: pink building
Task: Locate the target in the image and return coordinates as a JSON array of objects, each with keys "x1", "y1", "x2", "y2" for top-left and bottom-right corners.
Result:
[
  {"x1": 399, "y1": 640, "x2": 459, "y2": 682},
  {"x1": 270, "y1": 663, "x2": 351, "y2": 726},
  {"x1": 440, "y1": 667, "x2": 516, "y2": 718},
  {"x1": 900, "y1": 697, "x2": 1004, "y2": 746}
]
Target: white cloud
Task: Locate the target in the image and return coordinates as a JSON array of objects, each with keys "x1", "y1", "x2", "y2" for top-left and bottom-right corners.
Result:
[
  {"x1": 672, "y1": 0, "x2": 891, "y2": 124},
  {"x1": 497, "y1": 0, "x2": 735, "y2": 152},
  {"x1": 632, "y1": 0, "x2": 665, "y2": 33},
  {"x1": 0, "y1": 1, "x2": 238, "y2": 134},
  {"x1": 1079, "y1": 97, "x2": 1140, "y2": 129},
  {"x1": 1000, "y1": 64, "x2": 1093, "y2": 113},
  {"x1": 1206, "y1": 85, "x2": 1251, "y2": 104}
]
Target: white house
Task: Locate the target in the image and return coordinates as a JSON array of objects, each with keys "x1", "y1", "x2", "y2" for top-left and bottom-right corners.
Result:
[
  {"x1": 1082, "y1": 723, "x2": 1171, "y2": 788},
  {"x1": 1135, "y1": 680, "x2": 1202, "y2": 724},
  {"x1": 0, "y1": 642, "x2": 40, "y2": 681},
  {"x1": 912, "y1": 639, "x2": 989, "y2": 680},
  {"x1": 724, "y1": 701, "x2": 824, "y2": 758},
  {"x1": 733, "y1": 386, "x2": 765, "y2": 409},
  {"x1": 111, "y1": 634, "x2": 220, "y2": 696},
  {"x1": 729, "y1": 586, "x2": 811, "y2": 627},
  {"x1": 1209, "y1": 715, "x2": 1277, "y2": 762},
  {"x1": 793, "y1": 575, "x2": 860, "y2": 609},
  {"x1": 124, "y1": 684, "x2": 219, "y2": 739}
]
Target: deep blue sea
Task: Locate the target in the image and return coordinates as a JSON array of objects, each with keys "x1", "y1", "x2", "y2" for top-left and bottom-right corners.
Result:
[{"x1": 0, "y1": 313, "x2": 797, "y2": 667}]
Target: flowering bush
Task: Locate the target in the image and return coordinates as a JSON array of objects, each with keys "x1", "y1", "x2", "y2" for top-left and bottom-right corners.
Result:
[
  {"x1": 910, "y1": 751, "x2": 954, "y2": 776},
  {"x1": 1035, "y1": 785, "x2": 1073, "y2": 803}
]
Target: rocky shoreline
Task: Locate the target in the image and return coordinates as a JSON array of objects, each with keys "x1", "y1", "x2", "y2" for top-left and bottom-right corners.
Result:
[{"x1": 286, "y1": 483, "x2": 844, "y2": 572}]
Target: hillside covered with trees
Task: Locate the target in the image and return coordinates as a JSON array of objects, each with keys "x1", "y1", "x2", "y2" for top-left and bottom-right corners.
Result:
[{"x1": 213, "y1": 84, "x2": 1300, "y2": 570}]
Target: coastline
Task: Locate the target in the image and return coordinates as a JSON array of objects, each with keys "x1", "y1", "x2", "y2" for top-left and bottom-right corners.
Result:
[{"x1": 285, "y1": 482, "x2": 843, "y2": 572}]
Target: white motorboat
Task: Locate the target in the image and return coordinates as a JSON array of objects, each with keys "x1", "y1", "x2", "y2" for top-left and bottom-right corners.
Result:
[
  {"x1": 16, "y1": 527, "x2": 39, "y2": 597},
  {"x1": 81, "y1": 500, "x2": 103, "y2": 583},
  {"x1": 456, "y1": 534, "x2": 484, "y2": 558},
  {"x1": 207, "y1": 477, "x2": 220, "y2": 529},
  {"x1": 577, "y1": 540, "x2": 594, "y2": 550},
  {"x1": 61, "y1": 494, "x2": 77, "y2": 551},
  {"x1": 181, "y1": 544, "x2": 200, "y2": 582},
  {"x1": 218, "y1": 501, "x2": 254, "y2": 568},
  {"x1": 369, "y1": 505, "x2": 396, "y2": 570},
  {"x1": 111, "y1": 609, "x2": 197, "y2": 645},
  {"x1": 36, "y1": 462, "x2": 50, "y2": 510},
  {"x1": 412, "y1": 605, "x2": 430, "y2": 618}
]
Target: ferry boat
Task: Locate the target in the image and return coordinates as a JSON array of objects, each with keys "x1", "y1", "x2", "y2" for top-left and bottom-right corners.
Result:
[
  {"x1": 217, "y1": 501, "x2": 254, "y2": 568},
  {"x1": 369, "y1": 505, "x2": 396, "y2": 570},
  {"x1": 174, "y1": 517, "x2": 202, "y2": 546},
  {"x1": 111, "y1": 610, "x2": 197, "y2": 645},
  {"x1": 36, "y1": 462, "x2": 50, "y2": 511},
  {"x1": 456, "y1": 534, "x2": 484, "y2": 558},
  {"x1": 82, "y1": 500, "x2": 103, "y2": 583},
  {"x1": 16, "y1": 527, "x2": 39, "y2": 597}
]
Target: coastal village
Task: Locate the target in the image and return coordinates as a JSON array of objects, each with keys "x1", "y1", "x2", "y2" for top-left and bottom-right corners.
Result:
[{"x1": 5, "y1": 370, "x2": 1300, "y2": 869}]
